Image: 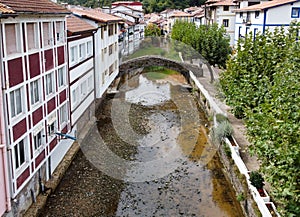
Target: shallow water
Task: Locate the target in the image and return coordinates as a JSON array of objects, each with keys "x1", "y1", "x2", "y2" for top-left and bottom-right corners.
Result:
[{"x1": 42, "y1": 72, "x2": 244, "y2": 217}]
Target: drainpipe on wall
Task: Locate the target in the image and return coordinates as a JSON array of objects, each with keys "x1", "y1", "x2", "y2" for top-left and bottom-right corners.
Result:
[{"x1": 0, "y1": 23, "x2": 11, "y2": 212}]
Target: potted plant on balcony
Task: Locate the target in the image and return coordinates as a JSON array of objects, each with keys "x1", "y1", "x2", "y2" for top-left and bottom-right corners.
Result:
[{"x1": 249, "y1": 171, "x2": 270, "y2": 202}]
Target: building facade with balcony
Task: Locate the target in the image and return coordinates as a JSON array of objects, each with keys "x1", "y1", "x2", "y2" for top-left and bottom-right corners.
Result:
[
  {"x1": 70, "y1": 7, "x2": 122, "y2": 100},
  {"x1": 234, "y1": 0, "x2": 300, "y2": 44},
  {"x1": 0, "y1": 0, "x2": 71, "y2": 215},
  {"x1": 66, "y1": 15, "x2": 97, "y2": 136}
]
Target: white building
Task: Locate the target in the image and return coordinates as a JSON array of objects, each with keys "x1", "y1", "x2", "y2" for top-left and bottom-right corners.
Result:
[
  {"x1": 205, "y1": 0, "x2": 238, "y2": 46},
  {"x1": 70, "y1": 7, "x2": 122, "y2": 99},
  {"x1": 168, "y1": 11, "x2": 194, "y2": 33},
  {"x1": 66, "y1": 15, "x2": 97, "y2": 135},
  {"x1": 234, "y1": 0, "x2": 300, "y2": 44}
]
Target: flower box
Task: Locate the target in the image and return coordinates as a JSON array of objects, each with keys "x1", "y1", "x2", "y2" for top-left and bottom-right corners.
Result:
[{"x1": 265, "y1": 202, "x2": 280, "y2": 217}]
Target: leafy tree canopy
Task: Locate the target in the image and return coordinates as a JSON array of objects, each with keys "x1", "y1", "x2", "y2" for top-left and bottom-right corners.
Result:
[
  {"x1": 219, "y1": 22, "x2": 300, "y2": 216},
  {"x1": 58, "y1": 0, "x2": 206, "y2": 12}
]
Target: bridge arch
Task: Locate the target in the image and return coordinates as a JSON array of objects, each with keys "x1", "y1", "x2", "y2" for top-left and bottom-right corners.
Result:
[{"x1": 117, "y1": 55, "x2": 204, "y2": 82}]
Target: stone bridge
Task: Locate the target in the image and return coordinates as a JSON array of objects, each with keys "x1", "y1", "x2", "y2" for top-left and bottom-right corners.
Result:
[{"x1": 118, "y1": 55, "x2": 204, "y2": 80}]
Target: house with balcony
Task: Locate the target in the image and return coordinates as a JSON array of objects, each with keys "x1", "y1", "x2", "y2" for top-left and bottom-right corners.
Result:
[
  {"x1": 66, "y1": 15, "x2": 97, "y2": 136},
  {"x1": 205, "y1": 0, "x2": 238, "y2": 46},
  {"x1": 0, "y1": 0, "x2": 71, "y2": 215},
  {"x1": 70, "y1": 7, "x2": 122, "y2": 101},
  {"x1": 234, "y1": 0, "x2": 300, "y2": 44}
]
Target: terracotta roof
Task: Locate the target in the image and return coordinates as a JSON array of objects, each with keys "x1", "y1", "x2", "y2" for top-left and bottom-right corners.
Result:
[
  {"x1": 0, "y1": 3, "x2": 16, "y2": 16},
  {"x1": 207, "y1": 0, "x2": 237, "y2": 6},
  {"x1": 112, "y1": 1, "x2": 142, "y2": 6},
  {"x1": 170, "y1": 11, "x2": 193, "y2": 17},
  {"x1": 235, "y1": 0, "x2": 298, "y2": 12},
  {"x1": 112, "y1": 4, "x2": 143, "y2": 12},
  {"x1": 71, "y1": 7, "x2": 122, "y2": 23},
  {"x1": 0, "y1": 0, "x2": 69, "y2": 14},
  {"x1": 66, "y1": 15, "x2": 97, "y2": 35}
]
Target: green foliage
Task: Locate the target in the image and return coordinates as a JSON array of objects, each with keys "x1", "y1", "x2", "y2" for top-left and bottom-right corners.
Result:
[
  {"x1": 237, "y1": 193, "x2": 245, "y2": 202},
  {"x1": 249, "y1": 171, "x2": 264, "y2": 189},
  {"x1": 144, "y1": 23, "x2": 161, "y2": 37},
  {"x1": 171, "y1": 21, "x2": 231, "y2": 68},
  {"x1": 214, "y1": 120, "x2": 233, "y2": 144},
  {"x1": 215, "y1": 113, "x2": 228, "y2": 124},
  {"x1": 59, "y1": 0, "x2": 206, "y2": 12},
  {"x1": 219, "y1": 22, "x2": 300, "y2": 216}
]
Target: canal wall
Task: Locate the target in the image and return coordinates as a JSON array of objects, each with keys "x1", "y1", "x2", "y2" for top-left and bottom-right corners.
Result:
[{"x1": 188, "y1": 68, "x2": 261, "y2": 217}]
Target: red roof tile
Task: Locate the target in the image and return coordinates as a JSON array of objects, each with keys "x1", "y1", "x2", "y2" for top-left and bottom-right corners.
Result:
[
  {"x1": 67, "y1": 15, "x2": 97, "y2": 35},
  {"x1": 235, "y1": 0, "x2": 298, "y2": 11},
  {"x1": 0, "y1": 0, "x2": 69, "y2": 14},
  {"x1": 207, "y1": 0, "x2": 237, "y2": 6},
  {"x1": 170, "y1": 11, "x2": 193, "y2": 17},
  {"x1": 71, "y1": 7, "x2": 122, "y2": 23}
]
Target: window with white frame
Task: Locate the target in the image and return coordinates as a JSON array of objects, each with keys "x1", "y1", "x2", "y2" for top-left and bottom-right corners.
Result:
[
  {"x1": 81, "y1": 81, "x2": 87, "y2": 98},
  {"x1": 223, "y1": 19, "x2": 229, "y2": 27},
  {"x1": 70, "y1": 46, "x2": 77, "y2": 65},
  {"x1": 79, "y1": 43, "x2": 86, "y2": 60},
  {"x1": 10, "y1": 87, "x2": 23, "y2": 118},
  {"x1": 58, "y1": 66, "x2": 66, "y2": 88},
  {"x1": 46, "y1": 72, "x2": 54, "y2": 95},
  {"x1": 291, "y1": 8, "x2": 300, "y2": 18},
  {"x1": 72, "y1": 87, "x2": 79, "y2": 107},
  {"x1": 30, "y1": 79, "x2": 40, "y2": 105},
  {"x1": 5, "y1": 23, "x2": 21, "y2": 55},
  {"x1": 27, "y1": 23, "x2": 39, "y2": 50},
  {"x1": 87, "y1": 41, "x2": 92, "y2": 57},
  {"x1": 115, "y1": 42, "x2": 117, "y2": 52},
  {"x1": 43, "y1": 22, "x2": 53, "y2": 47},
  {"x1": 48, "y1": 121, "x2": 56, "y2": 136},
  {"x1": 56, "y1": 21, "x2": 64, "y2": 43},
  {"x1": 14, "y1": 139, "x2": 26, "y2": 170},
  {"x1": 88, "y1": 75, "x2": 93, "y2": 92},
  {"x1": 109, "y1": 44, "x2": 113, "y2": 55},
  {"x1": 34, "y1": 130, "x2": 43, "y2": 150},
  {"x1": 223, "y1": 6, "x2": 229, "y2": 11},
  {"x1": 255, "y1": 11, "x2": 260, "y2": 18},
  {"x1": 59, "y1": 103, "x2": 68, "y2": 124}
]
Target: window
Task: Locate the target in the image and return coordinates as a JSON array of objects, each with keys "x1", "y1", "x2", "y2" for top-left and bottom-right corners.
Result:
[
  {"x1": 223, "y1": 19, "x2": 229, "y2": 27},
  {"x1": 87, "y1": 41, "x2": 92, "y2": 56},
  {"x1": 70, "y1": 46, "x2": 77, "y2": 65},
  {"x1": 291, "y1": 8, "x2": 300, "y2": 18},
  {"x1": 60, "y1": 103, "x2": 68, "y2": 124},
  {"x1": 14, "y1": 139, "x2": 26, "y2": 170},
  {"x1": 34, "y1": 131, "x2": 42, "y2": 150},
  {"x1": 46, "y1": 72, "x2": 54, "y2": 95},
  {"x1": 48, "y1": 122, "x2": 56, "y2": 136},
  {"x1": 27, "y1": 23, "x2": 39, "y2": 50},
  {"x1": 79, "y1": 43, "x2": 86, "y2": 60},
  {"x1": 108, "y1": 24, "x2": 114, "y2": 36},
  {"x1": 223, "y1": 6, "x2": 229, "y2": 11},
  {"x1": 56, "y1": 21, "x2": 64, "y2": 43},
  {"x1": 5, "y1": 23, "x2": 21, "y2": 55},
  {"x1": 255, "y1": 11, "x2": 260, "y2": 18},
  {"x1": 88, "y1": 76, "x2": 93, "y2": 92},
  {"x1": 10, "y1": 88, "x2": 23, "y2": 118},
  {"x1": 43, "y1": 22, "x2": 52, "y2": 47},
  {"x1": 72, "y1": 87, "x2": 79, "y2": 106},
  {"x1": 81, "y1": 81, "x2": 87, "y2": 97},
  {"x1": 115, "y1": 24, "x2": 117, "y2": 34},
  {"x1": 240, "y1": 12, "x2": 243, "y2": 18},
  {"x1": 115, "y1": 42, "x2": 117, "y2": 52},
  {"x1": 58, "y1": 67, "x2": 66, "y2": 88},
  {"x1": 30, "y1": 79, "x2": 40, "y2": 105},
  {"x1": 109, "y1": 44, "x2": 113, "y2": 55},
  {"x1": 238, "y1": 26, "x2": 242, "y2": 38},
  {"x1": 109, "y1": 64, "x2": 114, "y2": 75}
]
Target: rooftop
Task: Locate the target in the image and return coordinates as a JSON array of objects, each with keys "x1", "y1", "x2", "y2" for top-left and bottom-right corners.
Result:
[
  {"x1": 0, "y1": 3, "x2": 16, "y2": 16},
  {"x1": 70, "y1": 7, "x2": 122, "y2": 23},
  {"x1": 66, "y1": 15, "x2": 97, "y2": 35},
  {"x1": 0, "y1": 0, "x2": 69, "y2": 14},
  {"x1": 206, "y1": 0, "x2": 237, "y2": 7},
  {"x1": 235, "y1": 0, "x2": 298, "y2": 11},
  {"x1": 170, "y1": 11, "x2": 193, "y2": 17}
]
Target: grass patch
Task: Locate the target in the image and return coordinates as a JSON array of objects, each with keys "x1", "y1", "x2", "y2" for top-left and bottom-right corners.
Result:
[
  {"x1": 128, "y1": 47, "x2": 164, "y2": 59},
  {"x1": 143, "y1": 66, "x2": 179, "y2": 80}
]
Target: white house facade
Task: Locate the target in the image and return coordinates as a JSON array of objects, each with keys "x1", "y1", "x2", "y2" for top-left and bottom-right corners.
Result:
[{"x1": 234, "y1": 0, "x2": 300, "y2": 44}]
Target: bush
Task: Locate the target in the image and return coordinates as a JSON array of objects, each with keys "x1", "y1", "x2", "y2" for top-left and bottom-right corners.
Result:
[{"x1": 249, "y1": 171, "x2": 264, "y2": 189}]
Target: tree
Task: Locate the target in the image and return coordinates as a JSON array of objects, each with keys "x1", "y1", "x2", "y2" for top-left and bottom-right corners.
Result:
[
  {"x1": 171, "y1": 21, "x2": 231, "y2": 68},
  {"x1": 219, "y1": 22, "x2": 300, "y2": 216},
  {"x1": 144, "y1": 23, "x2": 161, "y2": 37}
]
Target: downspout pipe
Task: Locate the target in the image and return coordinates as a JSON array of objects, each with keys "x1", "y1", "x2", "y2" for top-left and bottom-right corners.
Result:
[{"x1": 0, "y1": 21, "x2": 12, "y2": 212}]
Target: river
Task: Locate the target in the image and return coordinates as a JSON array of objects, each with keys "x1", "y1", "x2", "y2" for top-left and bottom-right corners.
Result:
[{"x1": 42, "y1": 69, "x2": 244, "y2": 217}]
